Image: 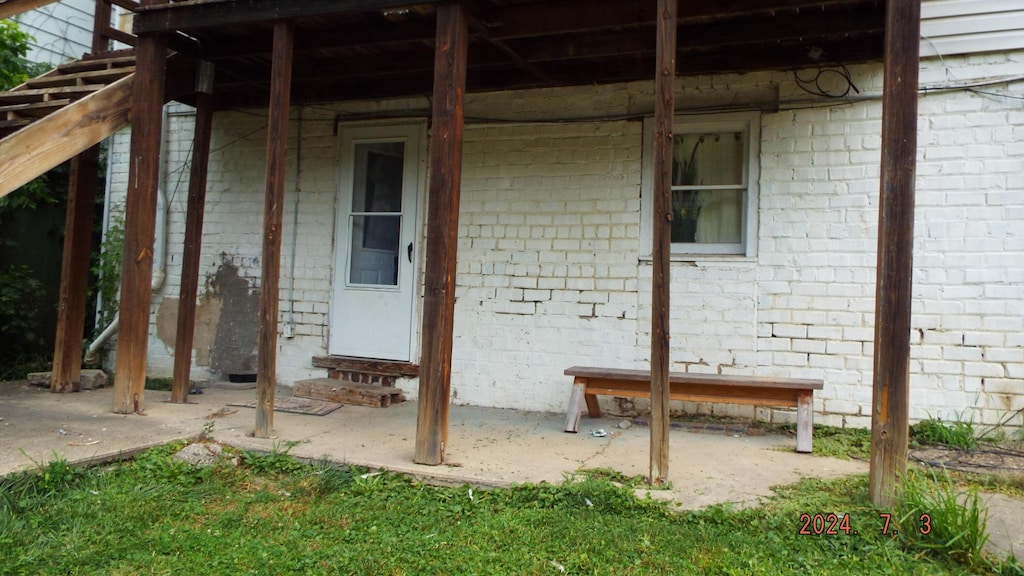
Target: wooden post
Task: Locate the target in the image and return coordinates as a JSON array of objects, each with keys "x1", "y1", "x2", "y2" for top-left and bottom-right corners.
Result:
[
  {"x1": 92, "y1": 0, "x2": 112, "y2": 53},
  {"x1": 869, "y1": 0, "x2": 921, "y2": 508},
  {"x1": 171, "y1": 63, "x2": 215, "y2": 404},
  {"x1": 111, "y1": 27, "x2": 166, "y2": 414},
  {"x1": 255, "y1": 24, "x2": 293, "y2": 438},
  {"x1": 649, "y1": 0, "x2": 676, "y2": 485},
  {"x1": 414, "y1": 2, "x2": 468, "y2": 466},
  {"x1": 50, "y1": 0, "x2": 115, "y2": 393},
  {"x1": 50, "y1": 147, "x2": 99, "y2": 393}
]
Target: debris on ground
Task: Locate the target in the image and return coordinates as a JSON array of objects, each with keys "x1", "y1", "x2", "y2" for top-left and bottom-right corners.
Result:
[{"x1": 173, "y1": 442, "x2": 236, "y2": 468}]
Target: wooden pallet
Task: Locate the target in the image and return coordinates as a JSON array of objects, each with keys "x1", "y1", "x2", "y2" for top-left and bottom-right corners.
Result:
[{"x1": 293, "y1": 378, "x2": 405, "y2": 408}]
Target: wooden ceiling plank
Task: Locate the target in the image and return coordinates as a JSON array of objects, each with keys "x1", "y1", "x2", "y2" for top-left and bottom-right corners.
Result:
[
  {"x1": 134, "y1": 0, "x2": 442, "y2": 34},
  {"x1": 465, "y1": 11, "x2": 555, "y2": 85},
  {"x1": 481, "y1": 0, "x2": 873, "y2": 40}
]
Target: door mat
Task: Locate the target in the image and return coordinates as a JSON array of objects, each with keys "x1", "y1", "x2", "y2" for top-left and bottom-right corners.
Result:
[{"x1": 227, "y1": 397, "x2": 343, "y2": 416}]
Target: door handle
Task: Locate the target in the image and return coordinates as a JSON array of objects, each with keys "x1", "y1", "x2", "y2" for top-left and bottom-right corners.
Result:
[{"x1": 407, "y1": 242, "x2": 413, "y2": 263}]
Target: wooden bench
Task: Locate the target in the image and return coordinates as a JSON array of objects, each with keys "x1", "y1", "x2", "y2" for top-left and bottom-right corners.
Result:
[{"x1": 563, "y1": 366, "x2": 823, "y2": 453}]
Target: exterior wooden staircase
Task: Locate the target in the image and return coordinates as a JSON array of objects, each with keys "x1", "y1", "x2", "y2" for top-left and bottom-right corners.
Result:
[
  {"x1": 0, "y1": 51, "x2": 136, "y2": 197},
  {"x1": 0, "y1": 51, "x2": 135, "y2": 138}
]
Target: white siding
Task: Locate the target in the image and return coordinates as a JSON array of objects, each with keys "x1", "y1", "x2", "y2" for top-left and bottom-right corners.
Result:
[
  {"x1": 13, "y1": 0, "x2": 93, "y2": 65},
  {"x1": 922, "y1": 0, "x2": 1024, "y2": 57}
]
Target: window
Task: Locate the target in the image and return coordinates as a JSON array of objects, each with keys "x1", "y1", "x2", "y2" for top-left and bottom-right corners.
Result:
[{"x1": 640, "y1": 112, "x2": 759, "y2": 257}]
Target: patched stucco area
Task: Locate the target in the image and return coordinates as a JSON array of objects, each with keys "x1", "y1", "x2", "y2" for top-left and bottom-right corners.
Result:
[
  {"x1": 154, "y1": 258, "x2": 259, "y2": 378},
  {"x1": 155, "y1": 295, "x2": 223, "y2": 367},
  {"x1": 208, "y1": 259, "x2": 260, "y2": 377}
]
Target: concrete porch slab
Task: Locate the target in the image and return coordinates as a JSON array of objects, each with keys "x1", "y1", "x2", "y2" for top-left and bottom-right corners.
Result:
[{"x1": 1, "y1": 379, "x2": 1020, "y2": 561}]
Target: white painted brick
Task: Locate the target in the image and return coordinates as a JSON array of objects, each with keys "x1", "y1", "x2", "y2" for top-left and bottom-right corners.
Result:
[{"x1": 108, "y1": 54, "x2": 1022, "y2": 422}]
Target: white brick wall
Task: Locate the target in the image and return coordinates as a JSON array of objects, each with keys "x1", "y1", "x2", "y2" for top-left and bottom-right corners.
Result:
[{"x1": 105, "y1": 50, "x2": 1024, "y2": 429}]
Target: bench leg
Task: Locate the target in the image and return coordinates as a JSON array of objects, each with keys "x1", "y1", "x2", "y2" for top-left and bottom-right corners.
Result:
[
  {"x1": 796, "y1": 391, "x2": 813, "y2": 453},
  {"x1": 584, "y1": 393, "x2": 601, "y2": 418},
  {"x1": 564, "y1": 381, "x2": 585, "y2": 433}
]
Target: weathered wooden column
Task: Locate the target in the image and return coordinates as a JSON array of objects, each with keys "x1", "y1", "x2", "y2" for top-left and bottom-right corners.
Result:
[
  {"x1": 111, "y1": 13, "x2": 166, "y2": 414},
  {"x1": 649, "y1": 0, "x2": 676, "y2": 485},
  {"x1": 49, "y1": 0, "x2": 115, "y2": 392},
  {"x1": 50, "y1": 148, "x2": 99, "y2": 392},
  {"x1": 869, "y1": 0, "x2": 921, "y2": 508},
  {"x1": 171, "y1": 63, "x2": 215, "y2": 404},
  {"x1": 414, "y1": 2, "x2": 468, "y2": 465},
  {"x1": 255, "y1": 23, "x2": 294, "y2": 438}
]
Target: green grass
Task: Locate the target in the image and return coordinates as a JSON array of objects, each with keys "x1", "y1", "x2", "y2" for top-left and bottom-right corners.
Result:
[
  {"x1": 911, "y1": 417, "x2": 979, "y2": 451},
  {"x1": 1, "y1": 444, "x2": 1020, "y2": 575},
  {"x1": 810, "y1": 425, "x2": 873, "y2": 460},
  {"x1": 895, "y1": 469, "x2": 989, "y2": 568},
  {"x1": 144, "y1": 376, "x2": 174, "y2": 391}
]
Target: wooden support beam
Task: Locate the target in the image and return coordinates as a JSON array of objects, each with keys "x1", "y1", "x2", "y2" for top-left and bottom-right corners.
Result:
[
  {"x1": 465, "y1": 13, "x2": 554, "y2": 85},
  {"x1": 134, "y1": 0, "x2": 442, "y2": 34},
  {"x1": 50, "y1": 146, "x2": 99, "y2": 393},
  {"x1": 92, "y1": 0, "x2": 113, "y2": 53},
  {"x1": 255, "y1": 23, "x2": 293, "y2": 438},
  {"x1": 649, "y1": 0, "x2": 676, "y2": 486},
  {"x1": 171, "y1": 64, "x2": 215, "y2": 404},
  {"x1": 0, "y1": 0, "x2": 60, "y2": 20},
  {"x1": 111, "y1": 30, "x2": 166, "y2": 415},
  {"x1": 415, "y1": 2, "x2": 468, "y2": 466},
  {"x1": 0, "y1": 75, "x2": 133, "y2": 199},
  {"x1": 869, "y1": 0, "x2": 921, "y2": 508}
]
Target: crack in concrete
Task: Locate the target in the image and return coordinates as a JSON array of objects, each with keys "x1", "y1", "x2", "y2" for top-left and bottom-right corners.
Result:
[{"x1": 577, "y1": 430, "x2": 619, "y2": 469}]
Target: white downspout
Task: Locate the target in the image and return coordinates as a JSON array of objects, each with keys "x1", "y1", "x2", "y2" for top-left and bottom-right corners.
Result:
[{"x1": 85, "y1": 106, "x2": 171, "y2": 363}]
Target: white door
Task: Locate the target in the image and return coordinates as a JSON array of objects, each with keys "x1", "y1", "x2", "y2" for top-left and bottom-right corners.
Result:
[{"x1": 329, "y1": 124, "x2": 422, "y2": 361}]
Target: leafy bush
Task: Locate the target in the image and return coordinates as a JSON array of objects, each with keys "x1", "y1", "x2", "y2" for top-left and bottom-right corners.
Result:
[
  {"x1": 0, "y1": 20, "x2": 34, "y2": 90},
  {"x1": 0, "y1": 264, "x2": 46, "y2": 359}
]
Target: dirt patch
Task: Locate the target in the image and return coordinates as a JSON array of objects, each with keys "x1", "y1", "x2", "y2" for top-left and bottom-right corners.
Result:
[{"x1": 911, "y1": 445, "x2": 1024, "y2": 475}]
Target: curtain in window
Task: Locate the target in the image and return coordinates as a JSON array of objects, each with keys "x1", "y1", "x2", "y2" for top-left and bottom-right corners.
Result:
[{"x1": 672, "y1": 131, "x2": 744, "y2": 244}]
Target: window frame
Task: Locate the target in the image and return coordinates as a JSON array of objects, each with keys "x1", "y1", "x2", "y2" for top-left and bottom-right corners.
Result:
[{"x1": 640, "y1": 111, "x2": 760, "y2": 259}]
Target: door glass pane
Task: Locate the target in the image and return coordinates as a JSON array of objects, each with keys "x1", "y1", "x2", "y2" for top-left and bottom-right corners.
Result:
[
  {"x1": 352, "y1": 142, "x2": 404, "y2": 213},
  {"x1": 671, "y1": 189, "x2": 743, "y2": 244},
  {"x1": 349, "y1": 215, "x2": 401, "y2": 286},
  {"x1": 672, "y1": 131, "x2": 744, "y2": 186}
]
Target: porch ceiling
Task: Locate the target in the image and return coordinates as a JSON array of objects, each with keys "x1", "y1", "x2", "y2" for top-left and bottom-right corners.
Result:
[{"x1": 135, "y1": 0, "x2": 885, "y2": 109}]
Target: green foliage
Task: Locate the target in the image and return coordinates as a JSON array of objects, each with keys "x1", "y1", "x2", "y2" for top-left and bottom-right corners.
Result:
[
  {"x1": 911, "y1": 416, "x2": 979, "y2": 451},
  {"x1": 812, "y1": 425, "x2": 873, "y2": 460},
  {"x1": 144, "y1": 376, "x2": 173, "y2": 391},
  {"x1": 89, "y1": 213, "x2": 124, "y2": 331},
  {"x1": 0, "y1": 453, "x2": 89, "y2": 523},
  {"x1": 576, "y1": 466, "x2": 672, "y2": 490},
  {"x1": 0, "y1": 20, "x2": 33, "y2": 90},
  {"x1": 127, "y1": 442, "x2": 209, "y2": 486},
  {"x1": 896, "y1": 469, "x2": 990, "y2": 568},
  {"x1": 239, "y1": 442, "x2": 305, "y2": 475},
  {"x1": 2, "y1": 450, "x2": 1020, "y2": 575},
  {"x1": 0, "y1": 264, "x2": 47, "y2": 359}
]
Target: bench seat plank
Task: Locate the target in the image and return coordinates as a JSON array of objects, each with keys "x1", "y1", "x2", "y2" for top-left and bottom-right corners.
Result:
[{"x1": 565, "y1": 366, "x2": 822, "y2": 390}]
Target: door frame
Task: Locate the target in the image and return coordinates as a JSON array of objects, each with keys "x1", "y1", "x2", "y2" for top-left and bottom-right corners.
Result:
[{"x1": 328, "y1": 121, "x2": 427, "y2": 362}]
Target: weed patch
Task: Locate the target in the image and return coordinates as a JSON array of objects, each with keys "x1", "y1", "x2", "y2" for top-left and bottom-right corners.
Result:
[
  {"x1": 895, "y1": 469, "x2": 990, "y2": 568},
  {"x1": 912, "y1": 417, "x2": 979, "y2": 451}
]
